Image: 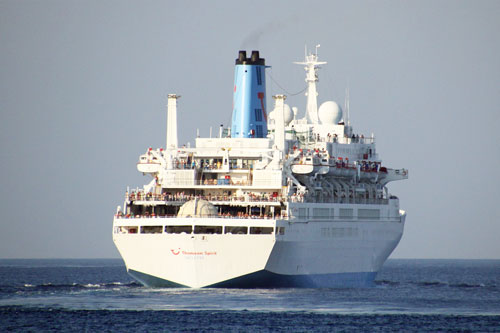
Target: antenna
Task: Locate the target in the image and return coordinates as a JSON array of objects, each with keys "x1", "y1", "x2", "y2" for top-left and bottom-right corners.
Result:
[
  {"x1": 294, "y1": 46, "x2": 327, "y2": 125},
  {"x1": 315, "y1": 44, "x2": 320, "y2": 56},
  {"x1": 344, "y1": 87, "x2": 351, "y2": 127}
]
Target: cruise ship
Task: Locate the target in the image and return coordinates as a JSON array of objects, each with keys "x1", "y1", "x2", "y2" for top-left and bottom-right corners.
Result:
[{"x1": 112, "y1": 48, "x2": 408, "y2": 288}]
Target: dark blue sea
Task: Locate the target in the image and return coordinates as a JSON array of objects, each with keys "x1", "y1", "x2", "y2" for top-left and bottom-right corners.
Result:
[{"x1": 0, "y1": 259, "x2": 499, "y2": 332}]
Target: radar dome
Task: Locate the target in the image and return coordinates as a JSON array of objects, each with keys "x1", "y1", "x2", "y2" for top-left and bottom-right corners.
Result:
[
  {"x1": 318, "y1": 101, "x2": 342, "y2": 125},
  {"x1": 269, "y1": 104, "x2": 293, "y2": 125},
  {"x1": 283, "y1": 104, "x2": 293, "y2": 125},
  {"x1": 177, "y1": 199, "x2": 217, "y2": 218},
  {"x1": 268, "y1": 110, "x2": 275, "y2": 121}
]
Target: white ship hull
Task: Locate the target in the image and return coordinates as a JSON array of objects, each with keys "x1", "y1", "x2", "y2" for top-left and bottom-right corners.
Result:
[{"x1": 113, "y1": 210, "x2": 405, "y2": 288}]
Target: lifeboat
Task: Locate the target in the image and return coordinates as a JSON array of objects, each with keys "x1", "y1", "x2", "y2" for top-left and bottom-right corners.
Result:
[
  {"x1": 137, "y1": 154, "x2": 161, "y2": 173},
  {"x1": 327, "y1": 157, "x2": 356, "y2": 178},
  {"x1": 291, "y1": 152, "x2": 325, "y2": 175}
]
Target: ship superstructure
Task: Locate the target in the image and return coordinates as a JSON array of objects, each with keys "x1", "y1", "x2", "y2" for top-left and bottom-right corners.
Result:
[{"x1": 112, "y1": 48, "x2": 408, "y2": 288}]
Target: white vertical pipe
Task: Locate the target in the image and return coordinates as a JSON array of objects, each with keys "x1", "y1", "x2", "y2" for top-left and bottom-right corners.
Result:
[
  {"x1": 273, "y1": 94, "x2": 286, "y2": 152},
  {"x1": 166, "y1": 94, "x2": 180, "y2": 150}
]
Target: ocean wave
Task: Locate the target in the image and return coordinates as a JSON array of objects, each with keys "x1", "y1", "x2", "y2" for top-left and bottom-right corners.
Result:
[
  {"x1": 449, "y1": 283, "x2": 487, "y2": 289},
  {"x1": 417, "y1": 281, "x2": 445, "y2": 287},
  {"x1": 375, "y1": 280, "x2": 400, "y2": 286},
  {"x1": 0, "y1": 282, "x2": 142, "y2": 294},
  {"x1": 415, "y1": 281, "x2": 491, "y2": 289},
  {"x1": 1, "y1": 306, "x2": 500, "y2": 332},
  {"x1": 377, "y1": 280, "x2": 494, "y2": 290}
]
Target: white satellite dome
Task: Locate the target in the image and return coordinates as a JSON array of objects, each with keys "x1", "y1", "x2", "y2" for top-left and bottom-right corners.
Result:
[
  {"x1": 268, "y1": 110, "x2": 275, "y2": 121},
  {"x1": 318, "y1": 101, "x2": 342, "y2": 125},
  {"x1": 269, "y1": 104, "x2": 293, "y2": 125},
  {"x1": 177, "y1": 199, "x2": 217, "y2": 218},
  {"x1": 283, "y1": 104, "x2": 293, "y2": 125}
]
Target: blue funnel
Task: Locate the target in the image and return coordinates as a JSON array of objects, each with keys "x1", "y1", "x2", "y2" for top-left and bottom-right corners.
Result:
[{"x1": 231, "y1": 50, "x2": 268, "y2": 138}]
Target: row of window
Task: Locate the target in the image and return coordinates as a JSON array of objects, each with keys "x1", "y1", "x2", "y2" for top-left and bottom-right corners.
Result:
[
  {"x1": 254, "y1": 108, "x2": 263, "y2": 122},
  {"x1": 320, "y1": 227, "x2": 359, "y2": 238},
  {"x1": 297, "y1": 208, "x2": 381, "y2": 220},
  {"x1": 256, "y1": 67, "x2": 263, "y2": 85},
  {"x1": 256, "y1": 125, "x2": 264, "y2": 138},
  {"x1": 116, "y1": 225, "x2": 284, "y2": 235}
]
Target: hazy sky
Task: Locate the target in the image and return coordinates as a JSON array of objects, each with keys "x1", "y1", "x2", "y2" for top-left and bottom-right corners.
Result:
[{"x1": 1, "y1": 0, "x2": 499, "y2": 259}]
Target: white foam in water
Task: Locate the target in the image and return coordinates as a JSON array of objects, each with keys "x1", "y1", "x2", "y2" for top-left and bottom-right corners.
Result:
[{"x1": 1, "y1": 259, "x2": 499, "y2": 317}]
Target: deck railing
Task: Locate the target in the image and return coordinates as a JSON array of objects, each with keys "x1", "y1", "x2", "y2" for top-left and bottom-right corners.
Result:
[
  {"x1": 115, "y1": 213, "x2": 287, "y2": 220},
  {"x1": 126, "y1": 193, "x2": 286, "y2": 205},
  {"x1": 126, "y1": 192, "x2": 388, "y2": 206}
]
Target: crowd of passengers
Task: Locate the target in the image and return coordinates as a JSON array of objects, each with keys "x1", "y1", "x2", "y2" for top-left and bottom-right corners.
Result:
[
  {"x1": 201, "y1": 178, "x2": 251, "y2": 185},
  {"x1": 126, "y1": 190, "x2": 383, "y2": 205},
  {"x1": 288, "y1": 145, "x2": 381, "y2": 172},
  {"x1": 127, "y1": 187, "x2": 387, "y2": 205},
  {"x1": 318, "y1": 133, "x2": 368, "y2": 143},
  {"x1": 172, "y1": 158, "x2": 253, "y2": 171},
  {"x1": 291, "y1": 132, "x2": 368, "y2": 143},
  {"x1": 126, "y1": 191, "x2": 285, "y2": 203},
  {"x1": 115, "y1": 210, "x2": 287, "y2": 219}
]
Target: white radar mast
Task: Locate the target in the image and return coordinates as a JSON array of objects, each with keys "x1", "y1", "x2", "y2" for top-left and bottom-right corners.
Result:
[{"x1": 294, "y1": 44, "x2": 326, "y2": 124}]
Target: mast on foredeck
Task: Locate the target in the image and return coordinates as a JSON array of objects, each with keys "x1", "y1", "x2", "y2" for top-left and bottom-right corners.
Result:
[
  {"x1": 294, "y1": 45, "x2": 326, "y2": 124},
  {"x1": 344, "y1": 87, "x2": 350, "y2": 127}
]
